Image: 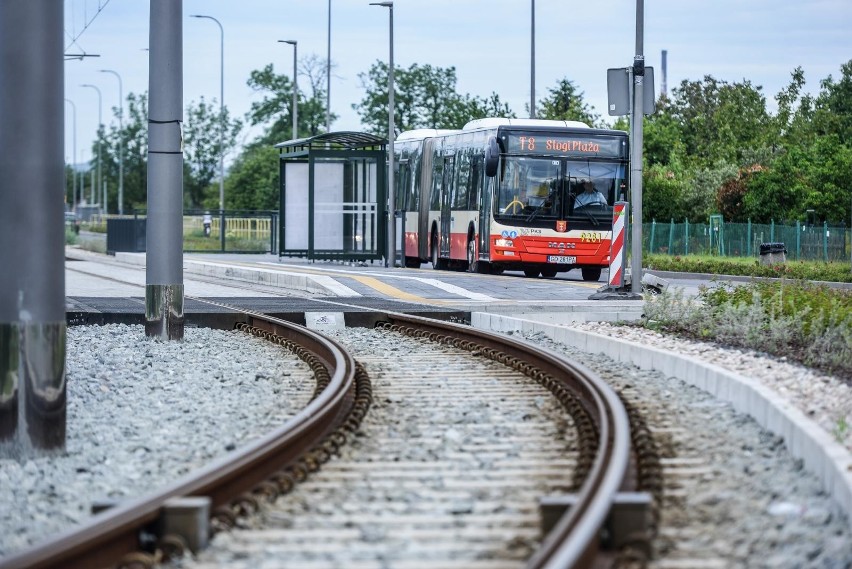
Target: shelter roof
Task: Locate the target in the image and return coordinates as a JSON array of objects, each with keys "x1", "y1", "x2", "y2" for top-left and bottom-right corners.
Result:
[{"x1": 274, "y1": 131, "x2": 387, "y2": 151}]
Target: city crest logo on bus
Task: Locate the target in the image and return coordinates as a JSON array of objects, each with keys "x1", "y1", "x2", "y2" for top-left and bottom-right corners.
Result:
[{"x1": 555, "y1": 220, "x2": 567, "y2": 232}]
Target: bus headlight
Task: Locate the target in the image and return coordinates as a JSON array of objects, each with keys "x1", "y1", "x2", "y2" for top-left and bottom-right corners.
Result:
[{"x1": 495, "y1": 239, "x2": 513, "y2": 247}]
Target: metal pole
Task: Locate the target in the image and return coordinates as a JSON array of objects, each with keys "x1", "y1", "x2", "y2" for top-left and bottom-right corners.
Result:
[
  {"x1": 326, "y1": 0, "x2": 332, "y2": 132},
  {"x1": 81, "y1": 83, "x2": 102, "y2": 211},
  {"x1": 100, "y1": 69, "x2": 123, "y2": 214},
  {"x1": 148, "y1": 0, "x2": 185, "y2": 340},
  {"x1": 530, "y1": 0, "x2": 535, "y2": 118},
  {"x1": 371, "y1": 1, "x2": 394, "y2": 268},
  {"x1": 278, "y1": 40, "x2": 298, "y2": 139},
  {"x1": 189, "y1": 14, "x2": 224, "y2": 213},
  {"x1": 0, "y1": 0, "x2": 66, "y2": 450},
  {"x1": 629, "y1": 0, "x2": 645, "y2": 293},
  {"x1": 65, "y1": 98, "x2": 77, "y2": 209}
]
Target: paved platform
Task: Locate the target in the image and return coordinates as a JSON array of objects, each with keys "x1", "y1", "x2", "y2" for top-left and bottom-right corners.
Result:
[{"x1": 65, "y1": 248, "x2": 647, "y2": 323}]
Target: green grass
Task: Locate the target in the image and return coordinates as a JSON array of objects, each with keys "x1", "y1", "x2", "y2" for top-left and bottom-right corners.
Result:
[
  {"x1": 182, "y1": 230, "x2": 269, "y2": 252},
  {"x1": 646, "y1": 253, "x2": 852, "y2": 283}
]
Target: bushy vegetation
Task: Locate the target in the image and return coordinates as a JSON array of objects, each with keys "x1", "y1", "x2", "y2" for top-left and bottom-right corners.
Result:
[
  {"x1": 642, "y1": 280, "x2": 852, "y2": 380},
  {"x1": 65, "y1": 227, "x2": 78, "y2": 245},
  {"x1": 646, "y1": 253, "x2": 852, "y2": 282}
]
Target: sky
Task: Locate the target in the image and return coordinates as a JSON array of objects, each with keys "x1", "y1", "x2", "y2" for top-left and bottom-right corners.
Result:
[{"x1": 62, "y1": 0, "x2": 852, "y2": 167}]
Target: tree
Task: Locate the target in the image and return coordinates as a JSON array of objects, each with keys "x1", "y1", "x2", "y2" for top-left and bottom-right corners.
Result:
[
  {"x1": 224, "y1": 144, "x2": 280, "y2": 210},
  {"x1": 183, "y1": 96, "x2": 242, "y2": 209},
  {"x1": 643, "y1": 164, "x2": 685, "y2": 223},
  {"x1": 813, "y1": 59, "x2": 852, "y2": 146},
  {"x1": 96, "y1": 91, "x2": 149, "y2": 212},
  {"x1": 535, "y1": 78, "x2": 601, "y2": 127},
  {"x1": 742, "y1": 135, "x2": 852, "y2": 224},
  {"x1": 246, "y1": 59, "x2": 335, "y2": 146},
  {"x1": 353, "y1": 61, "x2": 498, "y2": 134},
  {"x1": 667, "y1": 76, "x2": 773, "y2": 167}
]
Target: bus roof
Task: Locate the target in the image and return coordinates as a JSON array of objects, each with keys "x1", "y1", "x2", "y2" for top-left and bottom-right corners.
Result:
[
  {"x1": 396, "y1": 128, "x2": 460, "y2": 142},
  {"x1": 462, "y1": 117, "x2": 590, "y2": 131}
]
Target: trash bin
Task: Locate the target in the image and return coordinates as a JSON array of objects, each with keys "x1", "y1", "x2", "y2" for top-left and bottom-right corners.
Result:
[
  {"x1": 106, "y1": 218, "x2": 147, "y2": 254},
  {"x1": 759, "y1": 242, "x2": 786, "y2": 265}
]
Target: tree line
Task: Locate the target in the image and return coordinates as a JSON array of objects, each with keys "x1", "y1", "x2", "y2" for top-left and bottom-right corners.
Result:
[{"x1": 66, "y1": 56, "x2": 852, "y2": 227}]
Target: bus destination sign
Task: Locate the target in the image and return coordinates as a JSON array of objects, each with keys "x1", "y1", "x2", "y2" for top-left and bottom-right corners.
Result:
[{"x1": 505, "y1": 134, "x2": 625, "y2": 158}]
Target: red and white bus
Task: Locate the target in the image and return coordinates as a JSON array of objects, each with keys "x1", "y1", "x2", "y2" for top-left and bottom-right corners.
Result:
[{"x1": 394, "y1": 118, "x2": 630, "y2": 280}]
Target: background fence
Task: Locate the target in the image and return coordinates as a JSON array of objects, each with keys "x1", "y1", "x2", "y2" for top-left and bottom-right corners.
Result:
[
  {"x1": 98, "y1": 210, "x2": 278, "y2": 254},
  {"x1": 645, "y1": 219, "x2": 850, "y2": 262}
]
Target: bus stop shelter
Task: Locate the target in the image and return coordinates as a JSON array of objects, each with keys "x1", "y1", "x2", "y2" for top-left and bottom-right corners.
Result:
[{"x1": 275, "y1": 131, "x2": 387, "y2": 262}]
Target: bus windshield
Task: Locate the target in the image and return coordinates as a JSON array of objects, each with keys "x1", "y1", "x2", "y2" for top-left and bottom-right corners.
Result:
[{"x1": 495, "y1": 156, "x2": 627, "y2": 225}]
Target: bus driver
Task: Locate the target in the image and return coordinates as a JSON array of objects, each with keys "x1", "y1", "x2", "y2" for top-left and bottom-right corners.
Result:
[{"x1": 574, "y1": 178, "x2": 607, "y2": 208}]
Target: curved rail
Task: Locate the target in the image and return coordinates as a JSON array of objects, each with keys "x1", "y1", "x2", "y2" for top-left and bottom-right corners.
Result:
[
  {"x1": 0, "y1": 313, "x2": 359, "y2": 569},
  {"x1": 382, "y1": 312, "x2": 633, "y2": 568}
]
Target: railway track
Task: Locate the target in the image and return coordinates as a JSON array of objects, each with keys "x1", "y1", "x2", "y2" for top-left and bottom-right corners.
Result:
[
  {"x1": 174, "y1": 317, "x2": 656, "y2": 569},
  {"x1": 0, "y1": 309, "x2": 368, "y2": 569},
  {"x1": 2, "y1": 274, "x2": 655, "y2": 569}
]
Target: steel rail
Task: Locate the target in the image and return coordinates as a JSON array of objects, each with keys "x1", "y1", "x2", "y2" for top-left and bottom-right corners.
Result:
[
  {"x1": 0, "y1": 313, "x2": 357, "y2": 569},
  {"x1": 382, "y1": 312, "x2": 632, "y2": 569}
]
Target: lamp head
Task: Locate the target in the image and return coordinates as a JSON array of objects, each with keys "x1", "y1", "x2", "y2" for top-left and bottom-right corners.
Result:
[
  {"x1": 370, "y1": 1, "x2": 393, "y2": 6},
  {"x1": 278, "y1": 40, "x2": 297, "y2": 46}
]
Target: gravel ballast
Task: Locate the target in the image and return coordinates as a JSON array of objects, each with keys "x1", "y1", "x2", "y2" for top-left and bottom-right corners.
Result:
[
  {"x1": 0, "y1": 324, "x2": 313, "y2": 558},
  {"x1": 1, "y1": 321, "x2": 851, "y2": 568}
]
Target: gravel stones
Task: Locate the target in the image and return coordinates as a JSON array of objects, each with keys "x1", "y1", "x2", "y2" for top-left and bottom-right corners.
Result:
[{"x1": 0, "y1": 324, "x2": 312, "y2": 558}]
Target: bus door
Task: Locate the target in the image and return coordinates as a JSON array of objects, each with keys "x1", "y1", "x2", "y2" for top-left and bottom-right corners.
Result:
[
  {"x1": 439, "y1": 155, "x2": 454, "y2": 257},
  {"x1": 479, "y1": 175, "x2": 493, "y2": 260}
]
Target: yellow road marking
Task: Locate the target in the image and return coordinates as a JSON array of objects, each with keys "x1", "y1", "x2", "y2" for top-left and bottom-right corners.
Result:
[{"x1": 348, "y1": 275, "x2": 430, "y2": 302}]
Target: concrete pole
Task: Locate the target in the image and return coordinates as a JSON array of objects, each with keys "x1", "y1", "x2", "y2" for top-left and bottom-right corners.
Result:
[
  {"x1": 146, "y1": 0, "x2": 184, "y2": 340},
  {"x1": 629, "y1": 0, "x2": 645, "y2": 293},
  {"x1": 0, "y1": 0, "x2": 66, "y2": 450}
]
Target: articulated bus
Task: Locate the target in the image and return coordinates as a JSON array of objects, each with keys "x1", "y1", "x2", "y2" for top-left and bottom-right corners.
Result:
[{"x1": 394, "y1": 118, "x2": 630, "y2": 280}]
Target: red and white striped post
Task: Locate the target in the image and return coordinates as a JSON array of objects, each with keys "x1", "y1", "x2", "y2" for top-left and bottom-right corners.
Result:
[{"x1": 608, "y1": 201, "x2": 628, "y2": 288}]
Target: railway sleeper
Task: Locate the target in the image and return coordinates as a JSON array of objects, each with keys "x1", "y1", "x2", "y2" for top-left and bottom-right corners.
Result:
[{"x1": 539, "y1": 491, "x2": 654, "y2": 558}]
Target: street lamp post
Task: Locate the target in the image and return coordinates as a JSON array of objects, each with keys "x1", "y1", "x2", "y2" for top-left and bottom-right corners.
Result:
[
  {"x1": 100, "y1": 69, "x2": 124, "y2": 214},
  {"x1": 278, "y1": 40, "x2": 298, "y2": 140},
  {"x1": 530, "y1": 0, "x2": 536, "y2": 118},
  {"x1": 81, "y1": 83, "x2": 103, "y2": 212},
  {"x1": 370, "y1": 1, "x2": 395, "y2": 268},
  {"x1": 64, "y1": 98, "x2": 77, "y2": 209},
  {"x1": 326, "y1": 0, "x2": 331, "y2": 132},
  {"x1": 190, "y1": 14, "x2": 225, "y2": 214}
]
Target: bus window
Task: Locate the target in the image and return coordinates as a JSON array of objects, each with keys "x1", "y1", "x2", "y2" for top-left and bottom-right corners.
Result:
[
  {"x1": 468, "y1": 154, "x2": 483, "y2": 210},
  {"x1": 453, "y1": 149, "x2": 470, "y2": 210},
  {"x1": 566, "y1": 161, "x2": 625, "y2": 215},
  {"x1": 496, "y1": 157, "x2": 560, "y2": 218},
  {"x1": 430, "y1": 159, "x2": 443, "y2": 211}
]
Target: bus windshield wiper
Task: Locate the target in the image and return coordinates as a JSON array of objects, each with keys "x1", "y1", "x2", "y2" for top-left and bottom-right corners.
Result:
[{"x1": 574, "y1": 206, "x2": 600, "y2": 226}]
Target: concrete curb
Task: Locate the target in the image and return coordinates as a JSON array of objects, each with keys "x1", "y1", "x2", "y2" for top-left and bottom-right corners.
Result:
[
  {"x1": 70, "y1": 250, "x2": 345, "y2": 297},
  {"x1": 472, "y1": 312, "x2": 852, "y2": 524}
]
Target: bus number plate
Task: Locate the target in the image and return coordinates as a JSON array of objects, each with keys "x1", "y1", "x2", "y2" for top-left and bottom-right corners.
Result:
[{"x1": 547, "y1": 255, "x2": 576, "y2": 264}]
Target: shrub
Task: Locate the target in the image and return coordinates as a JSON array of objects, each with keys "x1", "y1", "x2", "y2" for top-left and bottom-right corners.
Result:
[{"x1": 641, "y1": 280, "x2": 852, "y2": 379}]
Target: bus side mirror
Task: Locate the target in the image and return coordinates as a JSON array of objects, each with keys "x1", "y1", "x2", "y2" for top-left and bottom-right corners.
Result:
[{"x1": 484, "y1": 136, "x2": 499, "y2": 178}]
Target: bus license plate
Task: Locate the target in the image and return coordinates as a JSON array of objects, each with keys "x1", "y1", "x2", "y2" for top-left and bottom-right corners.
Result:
[{"x1": 547, "y1": 255, "x2": 576, "y2": 264}]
